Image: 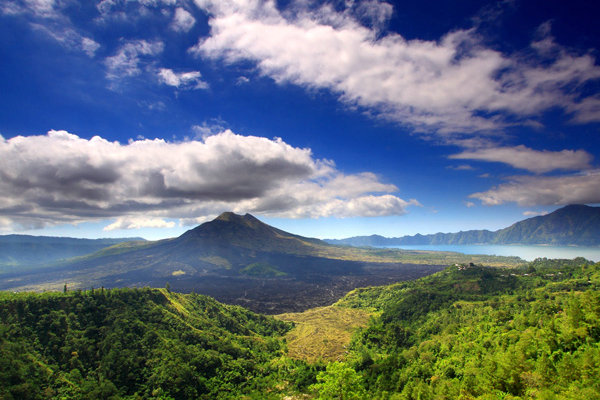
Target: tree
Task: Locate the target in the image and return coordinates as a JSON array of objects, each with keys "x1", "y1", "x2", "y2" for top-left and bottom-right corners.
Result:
[{"x1": 310, "y1": 362, "x2": 366, "y2": 400}]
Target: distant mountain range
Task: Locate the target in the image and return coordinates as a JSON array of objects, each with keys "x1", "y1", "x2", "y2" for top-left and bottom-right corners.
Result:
[
  {"x1": 0, "y1": 235, "x2": 145, "y2": 268},
  {"x1": 326, "y1": 204, "x2": 600, "y2": 247}
]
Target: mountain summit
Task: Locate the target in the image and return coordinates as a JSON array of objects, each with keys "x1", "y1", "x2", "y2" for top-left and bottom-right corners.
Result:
[{"x1": 179, "y1": 212, "x2": 325, "y2": 253}]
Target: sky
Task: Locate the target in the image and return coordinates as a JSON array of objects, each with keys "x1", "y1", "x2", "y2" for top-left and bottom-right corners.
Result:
[{"x1": 1, "y1": 0, "x2": 599, "y2": 240}]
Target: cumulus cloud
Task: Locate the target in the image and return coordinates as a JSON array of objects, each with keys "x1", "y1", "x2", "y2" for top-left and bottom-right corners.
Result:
[
  {"x1": 104, "y1": 216, "x2": 176, "y2": 231},
  {"x1": 157, "y1": 68, "x2": 208, "y2": 89},
  {"x1": 191, "y1": 0, "x2": 600, "y2": 134},
  {"x1": 470, "y1": 170, "x2": 600, "y2": 206},
  {"x1": 105, "y1": 40, "x2": 164, "y2": 80},
  {"x1": 171, "y1": 7, "x2": 196, "y2": 32},
  {"x1": 191, "y1": 119, "x2": 228, "y2": 139},
  {"x1": 450, "y1": 145, "x2": 593, "y2": 174},
  {"x1": 0, "y1": 129, "x2": 417, "y2": 229}
]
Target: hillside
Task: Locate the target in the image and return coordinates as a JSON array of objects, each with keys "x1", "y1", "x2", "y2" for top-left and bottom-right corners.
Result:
[
  {"x1": 0, "y1": 212, "x2": 521, "y2": 313},
  {"x1": 0, "y1": 287, "x2": 291, "y2": 399},
  {"x1": 0, "y1": 235, "x2": 145, "y2": 271},
  {"x1": 310, "y1": 258, "x2": 600, "y2": 399},
  {"x1": 328, "y1": 204, "x2": 600, "y2": 247},
  {"x1": 2, "y1": 258, "x2": 599, "y2": 399}
]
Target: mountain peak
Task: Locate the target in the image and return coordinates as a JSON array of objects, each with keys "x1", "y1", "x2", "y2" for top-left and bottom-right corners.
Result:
[
  {"x1": 213, "y1": 212, "x2": 262, "y2": 229},
  {"x1": 215, "y1": 211, "x2": 239, "y2": 221},
  {"x1": 179, "y1": 211, "x2": 325, "y2": 253}
]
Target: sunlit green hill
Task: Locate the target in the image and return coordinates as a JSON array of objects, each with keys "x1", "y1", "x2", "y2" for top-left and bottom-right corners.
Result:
[{"x1": 0, "y1": 287, "x2": 291, "y2": 399}]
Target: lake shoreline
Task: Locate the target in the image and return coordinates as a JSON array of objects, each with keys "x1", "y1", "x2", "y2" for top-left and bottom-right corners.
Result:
[{"x1": 376, "y1": 244, "x2": 600, "y2": 262}]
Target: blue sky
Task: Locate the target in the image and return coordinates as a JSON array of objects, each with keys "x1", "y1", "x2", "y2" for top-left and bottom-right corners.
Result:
[{"x1": 1, "y1": 0, "x2": 599, "y2": 240}]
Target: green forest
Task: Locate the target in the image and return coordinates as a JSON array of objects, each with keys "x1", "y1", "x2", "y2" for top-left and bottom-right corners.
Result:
[{"x1": 2, "y1": 257, "x2": 600, "y2": 399}]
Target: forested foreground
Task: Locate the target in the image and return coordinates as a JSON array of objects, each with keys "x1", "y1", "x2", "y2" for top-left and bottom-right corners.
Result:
[
  {"x1": 1, "y1": 258, "x2": 600, "y2": 399},
  {"x1": 337, "y1": 258, "x2": 600, "y2": 399},
  {"x1": 0, "y1": 288, "x2": 305, "y2": 399}
]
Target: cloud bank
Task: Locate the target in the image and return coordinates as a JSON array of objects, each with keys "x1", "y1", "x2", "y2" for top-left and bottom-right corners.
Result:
[
  {"x1": 192, "y1": 0, "x2": 600, "y2": 134},
  {"x1": 450, "y1": 145, "x2": 593, "y2": 174},
  {"x1": 0, "y1": 130, "x2": 417, "y2": 229},
  {"x1": 470, "y1": 170, "x2": 600, "y2": 206}
]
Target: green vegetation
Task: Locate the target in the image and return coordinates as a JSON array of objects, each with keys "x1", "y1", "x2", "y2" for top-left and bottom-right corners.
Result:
[
  {"x1": 241, "y1": 263, "x2": 287, "y2": 277},
  {"x1": 2, "y1": 257, "x2": 599, "y2": 399},
  {"x1": 332, "y1": 257, "x2": 600, "y2": 399},
  {"x1": 0, "y1": 287, "x2": 293, "y2": 399}
]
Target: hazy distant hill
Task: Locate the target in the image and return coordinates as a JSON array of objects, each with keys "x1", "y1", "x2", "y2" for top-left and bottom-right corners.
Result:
[
  {"x1": 327, "y1": 204, "x2": 600, "y2": 247},
  {"x1": 0, "y1": 235, "x2": 145, "y2": 268}
]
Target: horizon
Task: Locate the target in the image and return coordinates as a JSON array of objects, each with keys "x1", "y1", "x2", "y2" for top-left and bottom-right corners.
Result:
[
  {"x1": 1, "y1": 204, "x2": 596, "y2": 242},
  {"x1": 2, "y1": 0, "x2": 600, "y2": 241}
]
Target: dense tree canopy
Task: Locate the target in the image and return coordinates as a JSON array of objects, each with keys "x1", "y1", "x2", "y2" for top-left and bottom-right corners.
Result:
[{"x1": 1, "y1": 258, "x2": 599, "y2": 399}]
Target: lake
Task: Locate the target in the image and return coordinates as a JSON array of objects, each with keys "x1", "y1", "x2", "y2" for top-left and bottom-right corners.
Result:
[{"x1": 378, "y1": 244, "x2": 600, "y2": 262}]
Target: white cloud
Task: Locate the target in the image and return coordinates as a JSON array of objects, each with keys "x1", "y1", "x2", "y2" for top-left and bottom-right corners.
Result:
[
  {"x1": 0, "y1": 129, "x2": 417, "y2": 229},
  {"x1": 0, "y1": 0, "x2": 57, "y2": 18},
  {"x1": 81, "y1": 37, "x2": 101, "y2": 57},
  {"x1": 465, "y1": 201, "x2": 475, "y2": 208},
  {"x1": 447, "y1": 164, "x2": 474, "y2": 171},
  {"x1": 96, "y1": 0, "x2": 178, "y2": 23},
  {"x1": 171, "y1": 7, "x2": 196, "y2": 32},
  {"x1": 157, "y1": 68, "x2": 208, "y2": 89},
  {"x1": 191, "y1": 120, "x2": 227, "y2": 139},
  {"x1": 24, "y1": 0, "x2": 56, "y2": 18},
  {"x1": 105, "y1": 40, "x2": 164, "y2": 80},
  {"x1": 470, "y1": 170, "x2": 600, "y2": 206},
  {"x1": 450, "y1": 145, "x2": 593, "y2": 173},
  {"x1": 523, "y1": 210, "x2": 548, "y2": 217},
  {"x1": 4, "y1": 1, "x2": 101, "y2": 57},
  {"x1": 104, "y1": 216, "x2": 176, "y2": 230},
  {"x1": 191, "y1": 0, "x2": 600, "y2": 134}
]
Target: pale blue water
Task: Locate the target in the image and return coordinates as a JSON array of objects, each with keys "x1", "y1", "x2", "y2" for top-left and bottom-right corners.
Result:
[{"x1": 378, "y1": 244, "x2": 600, "y2": 262}]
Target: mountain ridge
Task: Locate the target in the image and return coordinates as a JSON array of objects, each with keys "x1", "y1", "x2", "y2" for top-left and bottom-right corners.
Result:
[
  {"x1": 0, "y1": 212, "x2": 521, "y2": 313},
  {"x1": 326, "y1": 204, "x2": 600, "y2": 247}
]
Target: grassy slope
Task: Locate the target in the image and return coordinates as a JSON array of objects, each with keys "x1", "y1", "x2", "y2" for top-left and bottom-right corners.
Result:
[{"x1": 276, "y1": 305, "x2": 373, "y2": 363}]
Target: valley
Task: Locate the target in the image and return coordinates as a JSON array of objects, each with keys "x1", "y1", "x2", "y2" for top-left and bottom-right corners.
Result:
[{"x1": 2, "y1": 211, "x2": 599, "y2": 398}]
